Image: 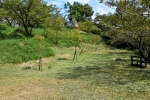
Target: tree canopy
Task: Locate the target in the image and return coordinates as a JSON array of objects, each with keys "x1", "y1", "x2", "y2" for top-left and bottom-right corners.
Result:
[
  {"x1": 98, "y1": 0, "x2": 150, "y2": 60},
  {"x1": 64, "y1": 1, "x2": 94, "y2": 22},
  {"x1": 0, "y1": 0, "x2": 59, "y2": 36}
]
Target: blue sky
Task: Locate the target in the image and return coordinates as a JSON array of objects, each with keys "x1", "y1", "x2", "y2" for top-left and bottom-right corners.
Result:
[{"x1": 45, "y1": 0, "x2": 115, "y2": 18}]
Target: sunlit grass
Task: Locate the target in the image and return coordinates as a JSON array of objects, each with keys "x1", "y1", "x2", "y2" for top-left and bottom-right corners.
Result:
[
  {"x1": 0, "y1": 27, "x2": 98, "y2": 64},
  {"x1": 0, "y1": 44, "x2": 150, "y2": 100}
]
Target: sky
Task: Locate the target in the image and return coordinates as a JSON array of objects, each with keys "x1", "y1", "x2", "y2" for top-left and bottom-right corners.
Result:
[{"x1": 45, "y1": 0, "x2": 116, "y2": 19}]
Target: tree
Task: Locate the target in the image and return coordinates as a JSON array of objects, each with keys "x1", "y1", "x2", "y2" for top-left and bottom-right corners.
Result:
[
  {"x1": 0, "y1": 8, "x2": 16, "y2": 26},
  {"x1": 43, "y1": 6, "x2": 65, "y2": 45},
  {"x1": 67, "y1": 29, "x2": 85, "y2": 60},
  {"x1": 64, "y1": 1, "x2": 94, "y2": 22},
  {"x1": 0, "y1": 0, "x2": 54, "y2": 36},
  {"x1": 49, "y1": 17, "x2": 65, "y2": 45},
  {"x1": 99, "y1": 0, "x2": 150, "y2": 61},
  {"x1": 34, "y1": 34, "x2": 44, "y2": 70},
  {"x1": 94, "y1": 13, "x2": 111, "y2": 33},
  {"x1": 78, "y1": 19, "x2": 95, "y2": 33}
]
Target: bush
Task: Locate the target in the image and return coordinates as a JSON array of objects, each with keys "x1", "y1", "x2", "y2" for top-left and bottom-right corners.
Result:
[
  {"x1": 91, "y1": 28, "x2": 101, "y2": 35},
  {"x1": 78, "y1": 20, "x2": 94, "y2": 33},
  {"x1": 0, "y1": 23, "x2": 9, "y2": 39},
  {"x1": 80, "y1": 33, "x2": 96, "y2": 44},
  {"x1": 0, "y1": 23, "x2": 8, "y2": 30},
  {"x1": 10, "y1": 27, "x2": 26, "y2": 38},
  {"x1": 44, "y1": 28, "x2": 76, "y2": 47}
]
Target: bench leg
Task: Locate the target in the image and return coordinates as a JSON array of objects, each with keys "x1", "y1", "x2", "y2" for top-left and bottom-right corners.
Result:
[
  {"x1": 140, "y1": 62, "x2": 142, "y2": 67},
  {"x1": 131, "y1": 60, "x2": 133, "y2": 65},
  {"x1": 145, "y1": 63, "x2": 147, "y2": 68},
  {"x1": 137, "y1": 61, "x2": 139, "y2": 65},
  {"x1": 140, "y1": 62, "x2": 147, "y2": 68}
]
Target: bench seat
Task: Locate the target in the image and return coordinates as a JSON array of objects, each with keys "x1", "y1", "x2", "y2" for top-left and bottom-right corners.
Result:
[{"x1": 131, "y1": 56, "x2": 150, "y2": 68}]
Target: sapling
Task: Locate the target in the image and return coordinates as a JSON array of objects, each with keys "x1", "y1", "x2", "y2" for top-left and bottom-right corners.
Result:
[
  {"x1": 34, "y1": 34, "x2": 44, "y2": 70},
  {"x1": 67, "y1": 29, "x2": 85, "y2": 60}
]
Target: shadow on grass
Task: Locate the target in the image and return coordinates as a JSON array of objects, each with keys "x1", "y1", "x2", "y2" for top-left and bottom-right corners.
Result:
[
  {"x1": 56, "y1": 59, "x2": 150, "y2": 86},
  {"x1": 109, "y1": 51, "x2": 131, "y2": 54},
  {"x1": 57, "y1": 58, "x2": 69, "y2": 60}
]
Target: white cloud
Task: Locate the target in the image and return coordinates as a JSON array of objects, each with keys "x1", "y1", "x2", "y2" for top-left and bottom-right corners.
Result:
[
  {"x1": 93, "y1": 1, "x2": 106, "y2": 14},
  {"x1": 47, "y1": 2, "x2": 62, "y2": 7},
  {"x1": 93, "y1": 1, "x2": 115, "y2": 14},
  {"x1": 95, "y1": 5, "x2": 106, "y2": 14},
  {"x1": 92, "y1": 7, "x2": 104, "y2": 19},
  {"x1": 50, "y1": 1, "x2": 62, "y2": 6}
]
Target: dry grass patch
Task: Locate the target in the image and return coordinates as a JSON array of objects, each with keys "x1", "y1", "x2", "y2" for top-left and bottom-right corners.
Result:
[
  {"x1": 0, "y1": 78, "x2": 62, "y2": 100},
  {"x1": 0, "y1": 77, "x2": 108, "y2": 100}
]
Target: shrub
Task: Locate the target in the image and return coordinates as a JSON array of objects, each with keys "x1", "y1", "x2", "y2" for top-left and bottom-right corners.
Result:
[
  {"x1": 10, "y1": 27, "x2": 26, "y2": 38},
  {"x1": 78, "y1": 20, "x2": 95, "y2": 33},
  {"x1": 91, "y1": 28, "x2": 101, "y2": 35},
  {"x1": 0, "y1": 23, "x2": 8, "y2": 30},
  {"x1": 80, "y1": 33, "x2": 96, "y2": 44},
  {"x1": 0, "y1": 23, "x2": 9, "y2": 39}
]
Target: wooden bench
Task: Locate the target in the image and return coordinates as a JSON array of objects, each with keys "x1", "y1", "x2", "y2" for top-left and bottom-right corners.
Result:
[{"x1": 131, "y1": 56, "x2": 150, "y2": 68}]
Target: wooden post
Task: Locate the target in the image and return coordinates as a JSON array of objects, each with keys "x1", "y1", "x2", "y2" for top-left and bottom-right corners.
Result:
[
  {"x1": 139, "y1": 36, "x2": 142, "y2": 67},
  {"x1": 39, "y1": 56, "x2": 42, "y2": 70},
  {"x1": 73, "y1": 41, "x2": 77, "y2": 60}
]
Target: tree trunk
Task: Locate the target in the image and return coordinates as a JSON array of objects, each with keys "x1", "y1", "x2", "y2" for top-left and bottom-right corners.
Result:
[
  {"x1": 29, "y1": 27, "x2": 34, "y2": 36},
  {"x1": 79, "y1": 48, "x2": 84, "y2": 55},
  {"x1": 73, "y1": 41, "x2": 78, "y2": 60},
  {"x1": 73, "y1": 47, "x2": 77, "y2": 60},
  {"x1": 24, "y1": 25, "x2": 32, "y2": 36},
  {"x1": 39, "y1": 56, "x2": 42, "y2": 70},
  {"x1": 5, "y1": 18, "x2": 12, "y2": 26}
]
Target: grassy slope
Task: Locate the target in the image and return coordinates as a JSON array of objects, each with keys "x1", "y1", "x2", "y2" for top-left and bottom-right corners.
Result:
[
  {"x1": 0, "y1": 38, "x2": 54, "y2": 64},
  {"x1": 0, "y1": 44, "x2": 150, "y2": 100},
  {"x1": 0, "y1": 26, "x2": 97, "y2": 64}
]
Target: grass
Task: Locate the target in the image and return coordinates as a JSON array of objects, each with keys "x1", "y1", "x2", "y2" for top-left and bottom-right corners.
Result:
[
  {"x1": 0, "y1": 43, "x2": 150, "y2": 100},
  {"x1": 0, "y1": 26, "x2": 98, "y2": 64},
  {"x1": 0, "y1": 38, "x2": 54, "y2": 64},
  {"x1": 0, "y1": 26, "x2": 150, "y2": 99}
]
